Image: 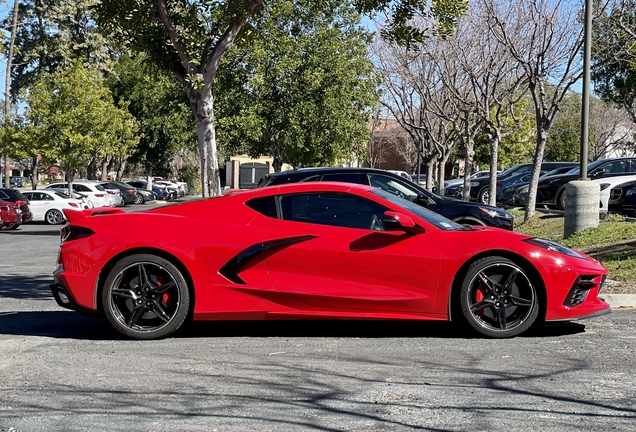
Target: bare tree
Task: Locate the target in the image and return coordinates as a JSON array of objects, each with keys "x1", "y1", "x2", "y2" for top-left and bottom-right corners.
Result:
[
  {"x1": 589, "y1": 99, "x2": 636, "y2": 159},
  {"x1": 485, "y1": 0, "x2": 599, "y2": 221},
  {"x1": 450, "y1": 1, "x2": 530, "y2": 206}
]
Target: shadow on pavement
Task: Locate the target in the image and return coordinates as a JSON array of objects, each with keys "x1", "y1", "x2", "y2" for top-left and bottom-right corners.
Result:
[{"x1": 0, "y1": 310, "x2": 586, "y2": 340}]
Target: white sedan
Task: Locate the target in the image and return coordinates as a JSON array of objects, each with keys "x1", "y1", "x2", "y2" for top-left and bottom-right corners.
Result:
[
  {"x1": 22, "y1": 190, "x2": 86, "y2": 224},
  {"x1": 596, "y1": 174, "x2": 636, "y2": 213}
]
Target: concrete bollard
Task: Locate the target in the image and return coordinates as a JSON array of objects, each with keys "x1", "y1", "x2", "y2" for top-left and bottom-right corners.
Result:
[{"x1": 564, "y1": 180, "x2": 599, "y2": 239}]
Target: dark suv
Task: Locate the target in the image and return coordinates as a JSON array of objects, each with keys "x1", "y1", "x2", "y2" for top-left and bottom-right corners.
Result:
[
  {"x1": 258, "y1": 167, "x2": 514, "y2": 230},
  {"x1": 536, "y1": 157, "x2": 636, "y2": 210},
  {"x1": 0, "y1": 187, "x2": 32, "y2": 228}
]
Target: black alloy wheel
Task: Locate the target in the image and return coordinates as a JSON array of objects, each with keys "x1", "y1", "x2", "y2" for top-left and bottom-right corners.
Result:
[
  {"x1": 45, "y1": 209, "x2": 65, "y2": 225},
  {"x1": 459, "y1": 256, "x2": 539, "y2": 338},
  {"x1": 102, "y1": 254, "x2": 190, "y2": 339}
]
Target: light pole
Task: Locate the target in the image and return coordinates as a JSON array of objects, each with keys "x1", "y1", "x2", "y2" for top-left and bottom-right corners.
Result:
[{"x1": 564, "y1": 0, "x2": 599, "y2": 238}]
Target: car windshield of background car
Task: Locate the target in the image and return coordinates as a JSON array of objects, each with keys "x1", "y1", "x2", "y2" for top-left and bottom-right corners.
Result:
[{"x1": 370, "y1": 189, "x2": 464, "y2": 231}]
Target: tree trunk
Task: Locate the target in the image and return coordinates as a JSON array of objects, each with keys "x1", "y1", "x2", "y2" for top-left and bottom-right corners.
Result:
[
  {"x1": 462, "y1": 139, "x2": 475, "y2": 201},
  {"x1": 191, "y1": 90, "x2": 221, "y2": 197},
  {"x1": 101, "y1": 158, "x2": 109, "y2": 181},
  {"x1": 31, "y1": 157, "x2": 38, "y2": 190},
  {"x1": 487, "y1": 135, "x2": 500, "y2": 207},
  {"x1": 117, "y1": 157, "x2": 127, "y2": 181},
  {"x1": 524, "y1": 127, "x2": 548, "y2": 222},
  {"x1": 3, "y1": 0, "x2": 18, "y2": 188}
]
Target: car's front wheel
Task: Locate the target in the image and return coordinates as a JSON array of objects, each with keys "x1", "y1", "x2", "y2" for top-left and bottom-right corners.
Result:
[
  {"x1": 459, "y1": 256, "x2": 539, "y2": 338},
  {"x1": 478, "y1": 187, "x2": 490, "y2": 204},
  {"x1": 102, "y1": 254, "x2": 190, "y2": 339},
  {"x1": 45, "y1": 209, "x2": 65, "y2": 225}
]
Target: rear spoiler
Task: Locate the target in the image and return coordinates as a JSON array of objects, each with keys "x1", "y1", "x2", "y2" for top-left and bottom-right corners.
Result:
[{"x1": 63, "y1": 207, "x2": 126, "y2": 223}]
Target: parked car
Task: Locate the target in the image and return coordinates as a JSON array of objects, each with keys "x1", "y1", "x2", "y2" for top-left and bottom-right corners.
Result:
[
  {"x1": 97, "y1": 181, "x2": 138, "y2": 206},
  {"x1": 50, "y1": 181, "x2": 610, "y2": 340},
  {"x1": 508, "y1": 166, "x2": 588, "y2": 207},
  {"x1": 0, "y1": 200, "x2": 21, "y2": 229},
  {"x1": 596, "y1": 174, "x2": 636, "y2": 213},
  {"x1": 132, "y1": 187, "x2": 155, "y2": 204},
  {"x1": 535, "y1": 157, "x2": 636, "y2": 210},
  {"x1": 257, "y1": 167, "x2": 514, "y2": 230},
  {"x1": 126, "y1": 180, "x2": 170, "y2": 200},
  {"x1": 47, "y1": 188, "x2": 95, "y2": 209},
  {"x1": 152, "y1": 177, "x2": 188, "y2": 198},
  {"x1": 386, "y1": 170, "x2": 411, "y2": 180},
  {"x1": 608, "y1": 179, "x2": 636, "y2": 217},
  {"x1": 446, "y1": 162, "x2": 578, "y2": 204},
  {"x1": 410, "y1": 173, "x2": 427, "y2": 185},
  {"x1": 0, "y1": 187, "x2": 32, "y2": 228},
  {"x1": 434, "y1": 170, "x2": 499, "y2": 194},
  {"x1": 46, "y1": 181, "x2": 113, "y2": 208},
  {"x1": 22, "y1": 190, "x2": 86, "y2": 224},
  {"x1": 0, "y1": 176, "x2": 25, "y2": 187}
]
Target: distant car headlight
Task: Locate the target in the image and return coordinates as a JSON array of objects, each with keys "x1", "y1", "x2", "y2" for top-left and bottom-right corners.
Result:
[
  {"x1": 517, "y1": 185, "x2": 529, "y2": 194},
  {"x1": 523, "y1": 238, "x2": 585, "y2": 259},
  {"x1": 599, "y1": 183, "x2": 611, "y2": 191},
  {"x1": 470, "y1": 181, "x2": 480, "y2": 187},
  {"x1": 479, "y1": 207, "x2": 513, "y2": 219},
  {"x1": 627, "y1": 189, "x2": 636, "y2": 196}
]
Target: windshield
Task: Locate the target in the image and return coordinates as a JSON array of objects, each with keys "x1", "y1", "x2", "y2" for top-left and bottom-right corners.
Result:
[
  {"x1": 568, "y1": 159, "x2": 605, "y2": 175},
  {"x1": 370, "y1": 189, "x2": 464, "y2": 231}
]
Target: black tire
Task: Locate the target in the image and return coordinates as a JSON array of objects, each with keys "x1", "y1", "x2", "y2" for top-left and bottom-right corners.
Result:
[
  {"x1": 45, "y1": 209, "x2": 65, "y2": 225},
  {"x1": 102, "y1": 254, "x2": 190, "y2": 340},
  {"x1": 134, "y1": 193, "x2": 144, "y2": 204},
  {"x1": 557, "y1": 190, "x2": 566, "y2": 211},
  {"x1": 459, "y1": 256, "x2": 539, "y2": 338},
  {"x1": 478, "y1": 187, "x2": 489, "y2": 204},
  {"x1": 119, "y1": 197, "x2": 126, "y2": 207},
  {"x1": 7, "y1": 223, "x2": 20, "y2": 230}
]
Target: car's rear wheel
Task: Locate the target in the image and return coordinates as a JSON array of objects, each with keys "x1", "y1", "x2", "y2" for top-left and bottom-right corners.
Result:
[
  {"x1": 102, "y1": 254, "x2": 190, "y2": 340},
  {"x1": 459, "y1": 256, "x2": 538, "y2": 338},
  {"x1": 557, "y1": 190, "x2": 566, "y2": 210},
  {"x1": 478, "y1": 187, "x2": 490, "y2": 204},
  {"x1": 45, "y1": 209, "x2": 65, "y2": 225},
  {"x1": 7, "y1": 223, "x2": 20, "y2": 230},
  {"x1": 134, "y1": 193, "x2": 144, "y2": 204}
]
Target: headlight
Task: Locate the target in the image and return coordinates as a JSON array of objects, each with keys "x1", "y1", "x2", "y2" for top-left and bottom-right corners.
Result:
[
  {"x1": 523, "y1": 238, "x2": 585, "y2": 259},
  {"x1": 517, "y1": 185, "x2": 529, "y2": 194},
  {"x1": 470, "y1": 181, "x2": 480, "y2": 187},
  {"x1": 479, "y1": 207, "x2": 513, "y2": 219},
  {"x1": 599, "y1": 183, "x2": 611, "y2": 191},
  {"x1": 627, "y1": 189, "x2": 636, "y2": 196}
]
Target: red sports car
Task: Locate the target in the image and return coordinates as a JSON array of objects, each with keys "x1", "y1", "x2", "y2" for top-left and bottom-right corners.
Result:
[{"x1": 51, "y1": 182, "x2": 610, "y2": 340}]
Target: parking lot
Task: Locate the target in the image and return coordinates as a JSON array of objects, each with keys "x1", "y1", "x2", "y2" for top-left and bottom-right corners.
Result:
[{"x1": 1, "y1": 212, "x2": 636, "y2": 431}]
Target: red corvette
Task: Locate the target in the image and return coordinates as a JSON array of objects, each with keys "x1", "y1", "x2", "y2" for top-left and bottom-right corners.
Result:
[{"x1": 51, "y1": 182, "x2": 610, "y2": 339}]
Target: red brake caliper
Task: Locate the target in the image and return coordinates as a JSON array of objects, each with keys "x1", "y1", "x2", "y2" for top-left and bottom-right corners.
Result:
[
  {"x1": 156, "y1": 277, "x2": 172, "y2": 306},
  {"x1": 475, "y1": 281, "x2": 487, "y2": 316}
]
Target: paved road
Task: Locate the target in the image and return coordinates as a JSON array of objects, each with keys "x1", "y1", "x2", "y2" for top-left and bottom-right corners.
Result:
[{"x1": 1, "y1": 211, "x2": 635, "y2": 431}]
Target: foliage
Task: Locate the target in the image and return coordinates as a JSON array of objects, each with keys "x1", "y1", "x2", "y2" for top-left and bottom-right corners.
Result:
[
  {"x1": 473, "y1": 98, "x2": 535, "y2": 169},
  {"x1": 215, "y1": 0, "x2": 380, "y2": 171},
  {"x1": 24, "y1": 62, "x2": 139, "y2": 174},
  {"x1": 592, "y1": 0, "x2": 636, "y2": 121},
  {"x1": 2, "y1": 0, "x2": 117, "y2": 99},
  {"x1": 107, "y1": 54, "x2": 197, "y2": 176},
  {"x1": 177, "y1": 164, "x2": 200, "y2": 195},
  {"x1": 544, "y1": 92, "x2": 582, "y2": 162},
  {"x1": 354, "y1": 0, "x2": 468, "y2": 43}
]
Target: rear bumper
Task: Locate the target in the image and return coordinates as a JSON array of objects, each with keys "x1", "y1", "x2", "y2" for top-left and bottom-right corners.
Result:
[{"x1": 50, "y1": 277, "x2": 99, "y2": 316}]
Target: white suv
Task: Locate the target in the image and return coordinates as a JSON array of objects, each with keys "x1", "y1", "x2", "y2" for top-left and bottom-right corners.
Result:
[{"x1": 46, "y1": 180, "x2": 113, "y2": 207}]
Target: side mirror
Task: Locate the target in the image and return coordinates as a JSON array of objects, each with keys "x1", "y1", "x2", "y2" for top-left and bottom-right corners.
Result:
[
  {"x1": 416, "y1": 194, "x2": 431, "y2": 206},
  {"x1": 383, "y1": 211, "x2": 425, "y2": 233},
  {"x1": 591, "y1": 171, "x2": 604, "y2": 179}
]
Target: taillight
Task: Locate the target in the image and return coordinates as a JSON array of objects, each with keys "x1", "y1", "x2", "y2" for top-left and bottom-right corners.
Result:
[
  {"x1": 127, "y1": 189, "x2": 135, "y2": 194},
  {"x1": 60, "y1": 225, "x2": 95, "y2": 243},
  {"x1": 95, "y1": 194, "x2": 105, "y2": 197},
  {"x1": 496, "y1": 184, "x2": 502, "y2": 188},
  {"x1": 69, "y1": 202, "x2": 79, "y2": 208},
  {"x1": 16, "y1": 200, "x2": 27, "y2": 206}
]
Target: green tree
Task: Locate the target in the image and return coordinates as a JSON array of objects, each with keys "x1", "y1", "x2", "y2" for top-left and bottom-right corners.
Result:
[
  {"x1": 25, "y1": 62, "x2": 139, "y2": 183},
  {"x1": 216, "y1": 1, "x2": 379, "y2": 172},
  {"x1": 94, "y1": 0, "x2": 467, "y2": 196},
  {"x1": 108, "y1": 54, "x2": 197, "y2": 179}
]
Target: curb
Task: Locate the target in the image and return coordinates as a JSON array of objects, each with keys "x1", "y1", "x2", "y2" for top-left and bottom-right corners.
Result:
[{"x1": 598, "y1": 294, "x2": 636, "y2": 308}]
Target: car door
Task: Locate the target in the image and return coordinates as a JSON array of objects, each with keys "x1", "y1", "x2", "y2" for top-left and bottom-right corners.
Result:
[
  {"x1": 23, "y1": 192, "x2": 48, "y2": 220},
  {"x1": 263, "y1": 191, "x2": 442, "y2": 314}
]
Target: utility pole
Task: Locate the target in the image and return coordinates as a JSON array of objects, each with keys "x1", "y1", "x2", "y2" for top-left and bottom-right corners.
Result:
[{"x1": 3, "y1": 0, "x2": 19, "y2": 187}]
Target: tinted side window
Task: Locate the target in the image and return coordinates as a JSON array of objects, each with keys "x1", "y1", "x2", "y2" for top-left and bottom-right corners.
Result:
[
  {"x1": 246, "y1": 196, "x2": 278, "y2": 218},
  {"x1": 368, "y1": 174, "x2": 419, "y2": 202},
  {"x1": 319, "y1": 173, "x2": 363, "y2": 184},
  {"x1": 280, "y1": 192, "x2": 387, "y2": 230},
  {"x1": 74, "y1": 184, "x2": 90, "y2": 192},
  {"x1": 0, "y1": 191, "x2": 8, "y2": 200}
]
